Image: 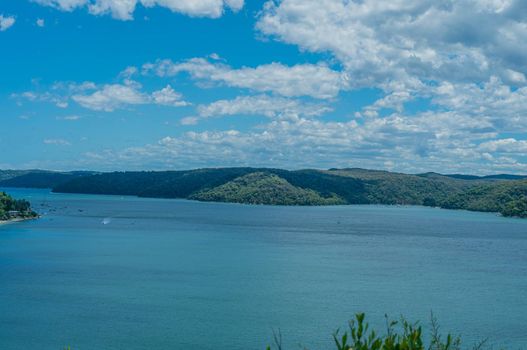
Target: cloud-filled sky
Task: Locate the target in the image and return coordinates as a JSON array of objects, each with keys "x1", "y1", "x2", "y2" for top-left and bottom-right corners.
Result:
[{"x1": 1, "y1": 0, "x2": 527, "y2": 174}]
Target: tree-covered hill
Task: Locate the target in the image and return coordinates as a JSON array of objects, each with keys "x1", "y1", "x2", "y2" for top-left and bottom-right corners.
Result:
[
  {"x1": 52, "y1": 168, "x2": 256, "y2": 197},
  {"x1": 189, "y1": 172, "x2": 346, "y2": 205},
  {"x1": 441, "y1": 179, "x2": 527, "y2": 218},
  {"x1": 324, "y1": 168, "x2": 470, "y2": 206},
  {"x1": 0, "y1": 170, "x2": 96, "y2": 189},
  {"x1": 0, "y1": 169, "x2": 37, "y2": 182},
  {"x1": 2, "y1": 167, "x2": 526, "y2": 218},
  {"x1": 0, "y1": 192, "x2": 37, "y2": 221}
]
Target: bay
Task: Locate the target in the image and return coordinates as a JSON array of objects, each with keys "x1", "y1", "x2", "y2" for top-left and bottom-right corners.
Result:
[{"x1": 1, "y1": 188, "x2": 526, "y2": 350}]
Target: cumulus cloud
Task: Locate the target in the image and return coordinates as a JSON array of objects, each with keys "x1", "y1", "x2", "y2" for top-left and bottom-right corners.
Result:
[
  {"x1": 16, "y1": 80, "x2": 188, "y2": 112},
  {"x1": 79, "y1": 106, "x2": 527, "y2": 173},
  {"x1": 72, "y1": 81, "x2": 148, "y2": 111},
  {"x1": 33, "y1": 0, "x2": 244, "y2": 20},
  {"x1": 256, "y1": 0, "x2": 527, "y2": 89},
  {"x1": 143, "y1": 58, "x2": 348, "y2": 99},
  {"x1": 0, "y1": 15, "x2": 16, "y2": 31},
  {"x1": 72, "y1": 82, "x2": 188, "y2": 111},
  {"x1": 186, "y1": 95, "x2": 332, "y2": 124},
  {"x1": 151, "y1": 85, "x2": 190, "y2": 107},
  {"x1": 479, "y1": 138, "x2": 527, "y2": 154},
  {"x1": 430, "y1": 76, "x2": 527, "y2": 130}
]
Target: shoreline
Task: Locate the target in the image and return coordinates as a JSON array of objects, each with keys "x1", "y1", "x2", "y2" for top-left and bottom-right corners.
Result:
[
  {"x1": 0, "y1": 217, "x2": 37, "y2": 226},
  {"x1": 3, "y1": 186, "x2": 526, "y2": 220}
]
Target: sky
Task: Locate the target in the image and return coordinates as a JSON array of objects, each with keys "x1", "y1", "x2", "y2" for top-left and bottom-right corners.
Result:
[{"x1": 1, "y1": 0, "x2": 527, "y2": 174}]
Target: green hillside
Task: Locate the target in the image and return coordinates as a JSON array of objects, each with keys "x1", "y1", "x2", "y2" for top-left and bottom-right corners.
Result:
[
  {"x1": 324, "y1": 168, "x2": 470, "y2": 206},
  {"x1": 2, "y1": 167, "x2": 526, "y2": 218},
  {"x1": 0, "y1": 192, "x2": 37, "y2": 221},
  {"x1": 0, "y1": 170, "x2": 96, "y2": 188},
  {"x1": 189, "y1": 172, "x2": 345, "y2": 205},
  {"x1": 442, "y1": 179, "x2": 527, "y2": 217},
  {"x1": 0, "y1": 170, "x2": 35, "y2": 182}
]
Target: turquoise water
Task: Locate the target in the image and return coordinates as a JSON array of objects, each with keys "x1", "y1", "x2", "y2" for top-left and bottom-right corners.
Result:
[{"x1": 1, "y1": 188, "x2": 526, "y2": 350}]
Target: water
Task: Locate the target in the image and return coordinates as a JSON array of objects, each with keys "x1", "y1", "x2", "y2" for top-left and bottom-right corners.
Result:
[{"x1": 1, "y1": 188, "x2": 526, "y2": 350}]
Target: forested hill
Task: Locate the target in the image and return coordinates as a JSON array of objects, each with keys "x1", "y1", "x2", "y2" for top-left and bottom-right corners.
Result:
[
  {"x1": 1, "y1": 167, "x2": 525, "y2": 218},
  {"x1": 0, "y1": 192, "x2": 37, "y2": 221},
  {"x1": 43, "y1": 167, "x2": 527, "y2": 218},
  {"x1": 0, "y1": 170, "x2": 96, "y2": 188}
]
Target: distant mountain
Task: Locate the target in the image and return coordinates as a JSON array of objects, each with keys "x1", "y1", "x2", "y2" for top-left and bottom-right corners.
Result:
[
  {"x1": 0, "y1": 170, "x2": 97, "y2": 189},
  {"x1": 2, "y1": 167, "x2": 526, "y2": 218},
  {"x1": 481, "y1": 174, "x2": 527, "y2": 180},
  {"x1": 0, "y1": 169, "x2": 38, "y2": 182},
  {"x1": 418, "y1": 172, "x2": 527, "y2": 181}
]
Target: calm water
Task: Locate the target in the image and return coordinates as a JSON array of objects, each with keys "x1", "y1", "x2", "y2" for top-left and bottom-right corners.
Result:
[{"x1": 1, "y1": 188, "x2": 526, "y2": 350}]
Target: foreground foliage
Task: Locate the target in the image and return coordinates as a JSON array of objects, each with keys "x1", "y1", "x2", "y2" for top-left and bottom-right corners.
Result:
[{"x1": 266, "y1": 313, "x2": 488, "y2": 350}]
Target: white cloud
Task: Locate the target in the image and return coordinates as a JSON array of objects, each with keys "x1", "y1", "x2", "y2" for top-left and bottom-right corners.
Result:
[
  {"x1": 151, "y1": 85, "x2": 189, "y2": 107},
  {"x1": 11, "y1": 91, "x2": 69, "y2": 108},
  {"x1": 192, "y1": 95, "x2": 331, "y2": 123},
  {"x1": 77, "y1": 105, "x2": 527, "y2": 173},
  {"x1": 119, "y1": 66, "x2": 138, "y2": 79},
  {"x1": 36, "y1": 18, "x2": 45, "y2": 27},
  {"x1": 256, "y1": 0, "x2": 527, "y2": 89},
  {"x1": 0, "y1": 15, "x2": 16, "y2": 31},
  {"x1": 15, "y1": 79, "x2": 188, "y2": 112},
  {"x1": 479, "y1": 138, "x2": 527, "y2": 153},
  {"x1": 140, "y1": 0, "x2": 244, "y2": 19},
  {"x1": 43, "y1": 138, "x2": 71, "y2": 146},
  {"x1": 33, "y1": 0, "x2": 87, "y2": 11},
  {"x1": 430, "y1": 76, "x2": 527, "y2": 130},
  {"x1": 143, "y1": 58, "x2": 348, "y2": 99},
  {"x1": 34, "y1": 0, "x2": 244, "y2": 20},
  {"x1": 57, "y1": 115, "x2": 82, "y2": 120},
  {"x1": 73, "y1": 83, "x2": 147, "y2": 111},
  {"x1": 72, "y1": 81, "x2": 188, "y2": 111},
  {"x1": 180, "y1": 116, "x2": 199, "y2": 125}
]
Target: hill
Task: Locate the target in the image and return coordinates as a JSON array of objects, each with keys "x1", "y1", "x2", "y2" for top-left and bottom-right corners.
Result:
[
  {"x1": 0, "y1": 191, "x2": 37, "y2": 221},
  {"x1": 189, "y1": 172, "x2": 345, "y2": 205},
  {"x1": 0, "y1": 169, "x2": 36, "y2": 182},
  {"x1": 324, "y1": 168, "x2": 470, "y2": 205},
  {"x1": 0, "y1": 170, "x2": 97, "y2": 189},
  {"x1": 2, "y1": 167, "x2": 526, "y2": 218},
  {"x1": 442, "y1": 179, "x2": 527, "y2": 218}
]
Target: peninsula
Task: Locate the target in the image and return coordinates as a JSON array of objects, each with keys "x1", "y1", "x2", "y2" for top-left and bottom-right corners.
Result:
[{"x1": 0, "y1": 191, "x2": 38, "y2": 224}]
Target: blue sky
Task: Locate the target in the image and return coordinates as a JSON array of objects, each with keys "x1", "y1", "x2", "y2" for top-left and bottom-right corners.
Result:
[{"x1": 1, "y1": 0, "x2": 527, "y2": 174}]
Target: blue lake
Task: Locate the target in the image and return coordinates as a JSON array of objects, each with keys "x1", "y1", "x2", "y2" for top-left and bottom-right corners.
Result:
[{"x1": 1, "y1": 188, "x2": 526, "y2": 350}]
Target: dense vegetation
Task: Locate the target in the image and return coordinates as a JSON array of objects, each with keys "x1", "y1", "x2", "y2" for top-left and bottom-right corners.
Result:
[
  {"x1": 2, "y1": 167, "x2": 526, "y2": 218},
  {"x1": 0, "y1": 191, "x2": 37, "y2": 221},
  {"x1": 190, "y1": 172, "x2": 345, "y2": 205},
  {"x1": 0, "y1": 170, "x2": 95, "y2": 189},
  {"x1": 266, "y1": 313, "x2": 488, "y2": 350},
  {"x1": 441, "y1": 180, "x2": 527, "y2": 218}
]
